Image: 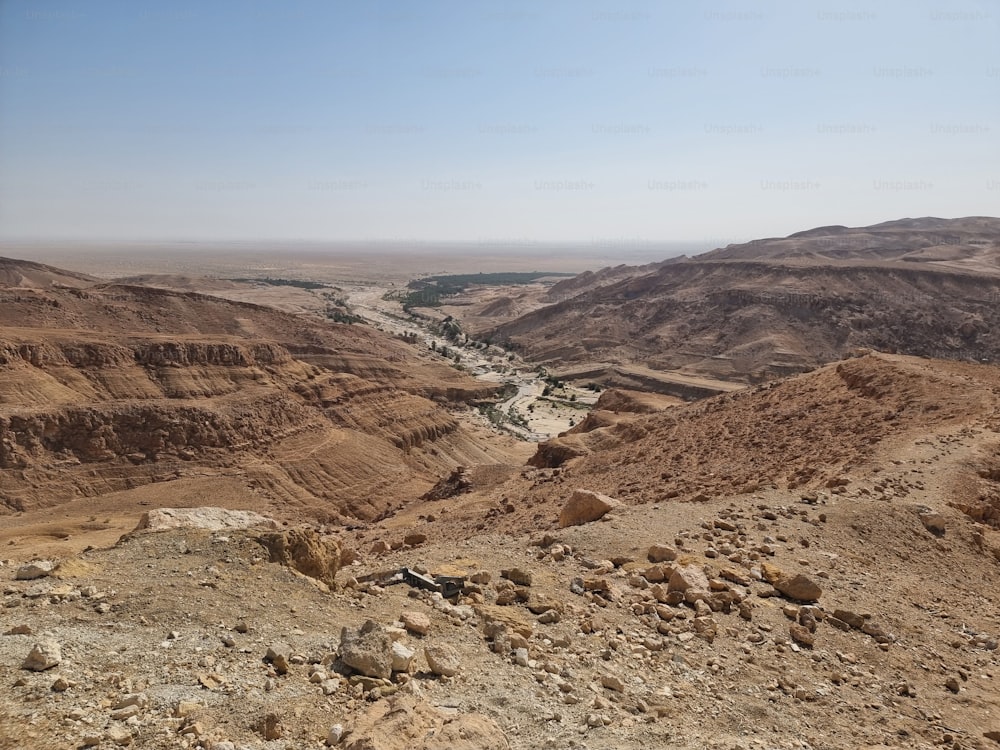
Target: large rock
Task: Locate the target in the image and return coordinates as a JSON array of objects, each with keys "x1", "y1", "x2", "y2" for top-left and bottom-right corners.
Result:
[
  {"x1": 919, "y1": 510, "x2": 946, "y2": 536},
  {"x1": 558, "y1": 489, "x2": 621, "y2": 528},
  {"x1": 15, "y1": 560, "x2": 55, "y2": 580},
  {"x1": 400, "y1": 611, "x2": 431, "y2": 636},
  {"x1": 390, "y1": 641, "x2": 415, "y2": 673},
  {"x1": 762, "y1": 563, "x2": 822, "y2": 602},
  {"x1": 647, "y1": 545, "x2": 677, "y2": 563},
  {"x1": 774, "y1": 573, "x2": 823, "y2": 603},
  {"x1": 339, "y1": 620, "x2": 392, "y2": 679},
  {"x1": 135, "y1": 507, "x2": 275, "y2": 532},
  {"x1": 667, "y1": 564, "x2": 710, "y2": 595},
  {"x1": 344, "y1": 694, "x2": 509, "y2": 750},
  {"x1": 22, "y1": 640, "x2": 62, "y2": 671},
  {"x1": 258, "y1": 527, "x2": 342, "y2": 587},
  {"x1": 424, "y1": 645, "x2": 460, "y2": 677}
]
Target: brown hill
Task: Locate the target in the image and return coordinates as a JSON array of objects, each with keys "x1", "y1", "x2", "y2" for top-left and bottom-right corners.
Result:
[
  {"x1": 0, "y1": 276, "x2": 517, "y2": 525},
  {"x1": 0, "y1": 256, "x2": 99, "y2": 289},
  {"x1": 487, "y1": 218, "x2": 1000, "y2": 383},
  {"x1": 703, "y1": 216, "x2": 1000, "y2": 272}
]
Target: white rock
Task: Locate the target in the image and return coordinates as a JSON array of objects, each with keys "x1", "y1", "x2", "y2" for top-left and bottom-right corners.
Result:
[
  {"x1": 391, "y1": 641, "x2": 415, "y2": 673},
  {"x1": 326, "y1": 724, "x2": 344, "y2": 746},
  {"x1": 134, "y1": 507, "x2": 276, "y2": 532}
]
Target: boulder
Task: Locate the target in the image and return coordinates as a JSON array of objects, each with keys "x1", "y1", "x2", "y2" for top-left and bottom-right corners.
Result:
[
  {"x1": 22, "y1": 640, "x2": 61, "y2": 671},
  {"x1": 667, "y1": 564, "x2": 710, "y2": 595},
  {"x1": 135, "y1": 507, "x2": 274, "y2": 532},
  {"x1": 647, "y1": 544, "x2": 677, "y2": 563},
  {"x1": 774, "y1": 573, "x2": 822, "y2": 603},
  {"x1": 500, "y1": 568, "x2": 533, "y2": 587},
  {"x1": 558, "y1": 489, "x2": 621, "y2": 528},
  {"x1": 265, "y1": 643, "x2": 291, "y2": 675},
  {"x1": 400, "y1": 611, "x2": 431, "y2": 636},
  {"x1": 339, "y1": 620, "x2": 392, "y2": 679},
  {"x1": 15, "y1": 560, "x2": 55, "y2": 580},
  {"x1": 424, "y1": 645, "x2": 460, "y2": 677},
  {"x1": 832, "y1": 608, "x2": 865, "y2": 630},
  {"x1": 919, "y1": 510, "x2": 946, "y2": 536},
  {"x1": 789, "y1": 624, "x2": 815, "y2": 648},
  {"x1": 390, "y1": 642, "x2": 415, "y2": 673},
  {"x1": 258, "y1": 527, "x2": 342, "y2": 587}
]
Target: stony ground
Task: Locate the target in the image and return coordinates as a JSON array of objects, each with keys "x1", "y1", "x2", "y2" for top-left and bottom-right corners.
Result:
[{"x1": 2, "y1": 469, "x2": 998, "y2": 750}]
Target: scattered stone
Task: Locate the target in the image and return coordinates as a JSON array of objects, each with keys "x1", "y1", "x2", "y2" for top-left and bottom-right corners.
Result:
[
  {"x1": 789, "y1": 624, "x2": 815, "y2": 648},
  {"x1": 265, "y1": 643, "x2": 291, "y2": 675},
  {"x1": 424, "y1": 644, "x2": 460, "y2": 677},
  {"x1": 340, "y1": 620, "x2": 392, "y2": 679},
  {"x1": 106, "y1": 726, "x2": 133, "y2": 746},
  {"x1": 259, "y1": 712, "x2": 283, "y2": 741},
  {"x1": 559, "y1": 489, "x2": 621, "y2": 528},
  {"x1": 4, "y1": 624, "x2": 32, "y2": 635},
  {"x1": 919, "y1": 511, "x2": 946, "y2": 536},
  {"x1": 403, "y1": 532, "x2": 427, "y2": 547},
  {"x1": 513, "y1": 648, "x2": 529, "y2": 667},
  {"x1": 667, "y1": 564, "x2": 710, "y2": 595},
  {"x1": 51, "y1": 675, "x2": 72, "y2": 692},
  {"x1": 175, "y1": 700, "x2": 202, "y2": 718},
  {"x1": 401, "y1": 610, "x2": 431, "y2": 636},
  {"x1": 15, "y1": 560, "x2": 55, "y2": 580},
  {"x1": 601, "y1": 674, "x2": 625, "y2": 692},
  {"x1": 501, "y1": 568, "x2": 532, "y2": 587},
  {"x1": 21, "y1": 640, "x2": 61, "y2": 671},
  {"x1": 647, "y1": 544, "x2": 677, "y2": 563},
  {"x1": 945, "y1": 677, "x2": 960, "y2": 693},
  {"x1": 832, "y1": 608, "x2": 864, "y2": 629},
  {"x1": 326, "y1": 724, "x2": 344, "y2": 746},
  {"x1": 113, "y1": 693, "x2": 148, "y2": 711},
  {"x1": 390, "y1": 641, "x2": 415, "y2": 673},
  {"x1": 773, "y1": 572, "x2": 822, "y2": 602}
]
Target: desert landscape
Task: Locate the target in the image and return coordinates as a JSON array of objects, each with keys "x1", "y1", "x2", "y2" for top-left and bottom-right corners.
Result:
[{"x1": 1, "y1": 217, "x2": 999, "y2": 750}]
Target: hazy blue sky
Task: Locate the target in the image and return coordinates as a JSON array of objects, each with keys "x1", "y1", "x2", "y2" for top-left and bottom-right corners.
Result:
[{"x1": 1, "y1": 0, "x2": 997, "y2": 244}]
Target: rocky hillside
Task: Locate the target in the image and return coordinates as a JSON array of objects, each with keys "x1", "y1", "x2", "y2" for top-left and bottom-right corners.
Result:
[
  {"x1": 487, "y1": 218, "x2": 1000, "y2": 383},
  {"x1": 0, "y1": 268, "x2": 515, "y2": 523},
  {"x1": 1, "y1": 353, "x2": 999, "y2": 749}
]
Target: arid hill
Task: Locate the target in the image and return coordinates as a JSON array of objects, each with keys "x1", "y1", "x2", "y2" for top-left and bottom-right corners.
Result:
[
  {"x1": 0, "y1": 256, "x2": 98, "y2": 289},
  {"x1": 486, "y1": 218, "x2": 1000, "y2": 384},
  {"x1": 0, "y1": 264, "x2": 518, "y2": 526},
  {"x1": 702, "y1": 216, "x2": 1000, "y2": 272}
]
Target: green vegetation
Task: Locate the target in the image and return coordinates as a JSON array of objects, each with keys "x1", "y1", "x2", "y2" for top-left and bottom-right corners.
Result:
[
  {"x1": 227, "y1": 277, "x2": 330, "y2": 290},
  {"x1": 399, "y1": 271, "x2": 574, "y2": 310}
]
